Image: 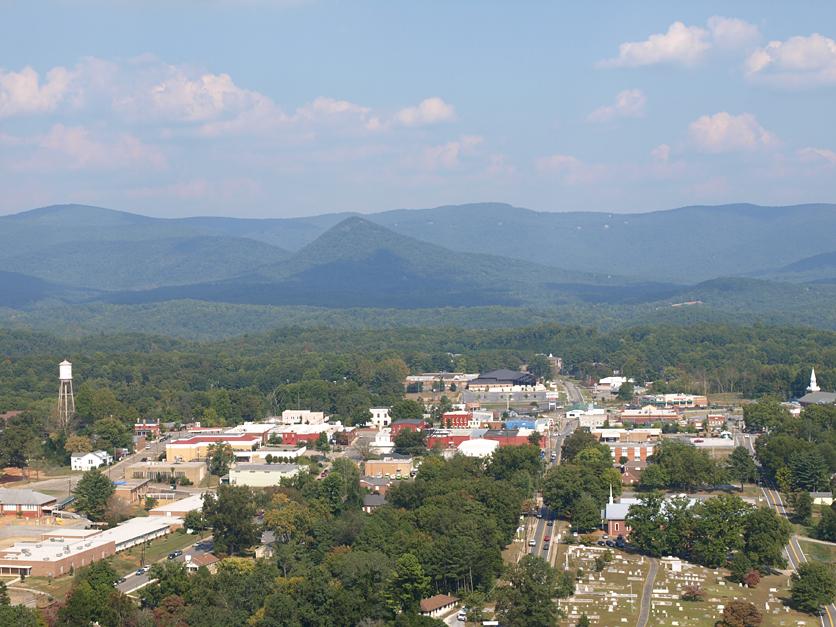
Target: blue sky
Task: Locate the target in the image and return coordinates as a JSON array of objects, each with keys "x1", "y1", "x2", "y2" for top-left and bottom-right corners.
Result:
[{"x1": 1, "y1": 1, "x2": 836, "y2": 217}]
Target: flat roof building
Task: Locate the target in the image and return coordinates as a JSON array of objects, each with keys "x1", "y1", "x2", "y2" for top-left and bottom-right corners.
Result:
[
  {"x1": 228, "y1": 463, "x2": 302, "y2": 488},
  {"x1": 166, "y1": 434, "x2": 262, "y2": 462},
  {"x1": 127, "y1": 460, "x2": 208, "y2": 485},
  {"x1": 150, "y1": 493, "x2": 205, "y2": 518}
]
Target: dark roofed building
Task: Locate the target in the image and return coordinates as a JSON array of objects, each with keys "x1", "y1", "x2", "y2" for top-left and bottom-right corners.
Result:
[
  {"x1": 419, "y1": 594, "x2": 459, "y2": 617},
  {"x1": 798, "y1": 391, "x2": 836, "y2": 407},
  {"x1": 0, "y1": 488, "x2": 57, "y2": 519},
  {"x1": 468, "y1": 369, "x2": 537, "y2": 389},
  {"x1": 362, "y1": 494, "x2": 386, "y2": 513}
]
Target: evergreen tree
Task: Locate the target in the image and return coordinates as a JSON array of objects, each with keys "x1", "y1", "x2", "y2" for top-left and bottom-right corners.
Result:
[
  {"x1": 791, "y1": 562, "x2": 836, "y2": 614},
  {"x1": 73, "y1": 468, "x2": 114, "y2": 521}
]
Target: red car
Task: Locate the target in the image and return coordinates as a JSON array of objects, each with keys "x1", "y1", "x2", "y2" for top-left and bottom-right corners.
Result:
[{"x1": 544, "y1": 535, "x2": 551, "y2": 542}]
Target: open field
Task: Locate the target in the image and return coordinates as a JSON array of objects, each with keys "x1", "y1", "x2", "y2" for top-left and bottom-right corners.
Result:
[{"x1": 798, "y1": 538, "x2": 836, "y2": 564}]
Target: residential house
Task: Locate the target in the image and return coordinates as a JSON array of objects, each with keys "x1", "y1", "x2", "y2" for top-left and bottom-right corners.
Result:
[
  {"x1": 419, "y1": 595, "x2": 459, "y2": 618},
  {"x1": 71, "y1": 450, "x2": 113, "y2": 471},
  {"x1": 0, "y1": 488, "x2": 57, "y2": 519},
  {"x1": 362, "y1": 494, "x2": 386, "y2": 513},
  {"x1": 370, "y1": 408, "x2": 392, "y2": 428}
]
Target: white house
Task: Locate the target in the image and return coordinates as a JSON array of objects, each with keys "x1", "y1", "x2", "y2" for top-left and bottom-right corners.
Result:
[
  {"x1": 71, "y1": 450, "x2": 113, "y2": 471},
  {"x1": 370, "y1": 407, "x2": 391, "y2": 429}
]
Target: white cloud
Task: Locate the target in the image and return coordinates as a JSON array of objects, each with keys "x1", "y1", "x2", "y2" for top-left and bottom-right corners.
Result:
[
  {"x1": 395, "y1": 97, "x2": 456, "y2": 127},
  {"x1": 0, "y1": 66, "x2": 73, "y2": 117},
  {"x1": 22, "y1": 124, "x2": 166, "y2": 171},
  {"x1": 587, "y1": 89, "x2": 646, "y2": 123},
  {"x1": 599, "y1": 16, "x2": 758, "y2": 68},
  {"x1": 651, "y1": 144, "x2": 671, "y2": 162},
  {"x1": 599, "y1": 21, "x2": 710, "y2": 68},
  {"x1": 745, "y1": 33, "x2": 836, "y2": 87},
  {"x1": 420, "y1": 135, "x2": 482, "y2": 169},
  {"x1": 797, "y1": 146, "x2": 836, "y2": 165},
  {"x1": 535, "y1": 154, "x2": 602, "y2": 184},
  {"x1": 707, "y1": 16, "x2": 760, "y2": 50},
  {"x1": 689, "y1": 112, "x2": 777, "y2": 153}
]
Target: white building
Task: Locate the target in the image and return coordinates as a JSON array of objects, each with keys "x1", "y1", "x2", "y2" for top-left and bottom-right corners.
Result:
[
  {"x1": 278, "y1": 410, "x2": 327, "y2": 425},
  {"x1": 567, "y1": 405, "x2": 609, "y2": 428},
  {"x1": 595, "y1": 376, "x2": 632, "y2": 394},
  {"x1": 71, "y1": 450, "x2": 113, "y2": 471},
  {"x1": 370, "y1": 407, "x2": 391, "y2": 429},
  {"x1": 228, "y1": 463, "x2": 302, "y2": 487},
  {"x1": 369, "y1": 429, "x2": 395, "y2": 455},
  {"x1": 457, "y1": 438, "x2": 499, "y2": 458}
]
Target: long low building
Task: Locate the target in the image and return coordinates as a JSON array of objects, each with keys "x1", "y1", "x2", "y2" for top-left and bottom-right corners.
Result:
[
  {"x1": 150, "y1": 493, "x2": 205, "y2": 518},
  {"x1": 166, "y1": 434, "x2": 262, "y2": 462},
  {"x1": 228, "y1": 463, "x2": 302, "y2": 487},
  {"x1": 0, "y1": 516, "x2": 180, "y2": 578},
  {"x1": 126, "y1": 460, "x2": 207, "y2": 485}
]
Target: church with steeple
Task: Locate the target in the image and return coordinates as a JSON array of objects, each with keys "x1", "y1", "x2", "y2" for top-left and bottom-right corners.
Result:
[{"x1": 799, "y1": 368, "x2": 836, "y2": 407}]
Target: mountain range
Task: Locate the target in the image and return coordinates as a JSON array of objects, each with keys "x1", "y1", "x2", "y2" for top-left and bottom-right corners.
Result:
[{"x1": 1, "y1": 202, "x2": 836, "y2": 336}]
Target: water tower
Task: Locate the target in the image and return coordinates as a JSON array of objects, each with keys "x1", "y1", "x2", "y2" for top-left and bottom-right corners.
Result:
[{"x1": 57, "y1": 360, "x2": 75, "y2": 432}]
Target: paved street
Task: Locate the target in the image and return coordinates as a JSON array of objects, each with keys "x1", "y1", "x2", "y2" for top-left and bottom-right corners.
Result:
[
  {"x1": 635, "y1": 557, "x2": 658, "y2": 627},
  {"x1": 116, "y1": 537, "x2": 214, "y2": 594}
]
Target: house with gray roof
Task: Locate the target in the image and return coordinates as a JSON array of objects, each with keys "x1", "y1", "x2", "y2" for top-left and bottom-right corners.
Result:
[{"x1": 0, "y1": 488, "x2": 57, "y2": 519}]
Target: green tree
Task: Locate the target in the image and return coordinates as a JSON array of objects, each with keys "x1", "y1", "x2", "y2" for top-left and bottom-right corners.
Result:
[
  {"x1": 0, "y1": 605, "x2": 40, "y2": 626},
  {"x1": 727, "y1": 446, "x2": 758, "y2": 488},
  {"x1": 390, "y1": 399, "x2": 424, "y2": 422},
  {"x1": 0, "y1": 581, "x2": 8, "y2": 605},
  {"x1": 73, "y1": 468, "x2": 114, "y2": 521},
  {"x1": 742, "y1": 507, "x2": 790, "y2": 572},
  {"x1": 90, "y1": 416, "x2": 131, "y2": 452},
  {"x1": 140, "y1": 561, "x2": 191, "y2": 609},
  {"x1": 561, "y1": 429, "x2": 599, "y2": 462},
  {"x1": 572, "y1": 494, "x2": 602, "y2": 532},
  {"x1": 183, "y1": 509, "x2": 205, "y2": 532},
  {"x1": 790, "y1": 449, "x2": 829, "y2": 492},
  {"x1": 394, "y1": 429, "x2": 427, "y2": 456},
  {"x1": 526, "y1": 355, "x2": 552, "y2": 381},
  {"x1": 791, "y1": 562, "x2": 836, "y2": 615},
  {"x1": 207, "y1": 442, "x2": 235, "y2": 477},
  {"x1": 202, "y1": 485, "x2": 258, "y2": 556},
  {"x1": 577, "y1": 614, "x2": 591, "y2": 627},
  {"x1": 790, "y1": 490, "x2": 813, "y2": 525},
  {"x1": 315, "y1": 431, "x2": 331, "y2": 452},
  {"x1": 616, "y1": 381, "x2": 635, "y2": 401},
  {"x1": 638, "y1": 463, "x2": 669, "y2": 491},
  {"x1": 743, "y1": 398, "x2": 790, "y2": 433},
  {"x1": 817, "y1": 503, "x2": 836, "y2": 542},
  {"x1": 385, "y1": 553, "x2": 430, "y2": 615},
  {"x1": 495, "y1": 555, "x2": 559, "y2": 627}
]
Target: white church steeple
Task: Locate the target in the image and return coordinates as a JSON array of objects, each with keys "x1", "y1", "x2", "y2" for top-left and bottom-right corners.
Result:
[{"x1": 807, "y1": 368, "x2": 821, "y2": 393}]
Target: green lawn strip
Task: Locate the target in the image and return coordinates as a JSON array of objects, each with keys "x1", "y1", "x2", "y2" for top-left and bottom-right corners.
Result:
[{"x1": 798, "y1": 538, "x2": 836, "y2": 564}]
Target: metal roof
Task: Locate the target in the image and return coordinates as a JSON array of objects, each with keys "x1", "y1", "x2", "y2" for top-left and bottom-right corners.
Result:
[{"x1": 0, "y1": 488, "x2": 57, "y2": 506}]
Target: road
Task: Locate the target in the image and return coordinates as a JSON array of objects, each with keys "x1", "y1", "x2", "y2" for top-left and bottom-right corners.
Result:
[
  {"x1": 562, "y1": 378, "x2": 585, "y2": 405},
  {"x1": 635, "y1": 557, "x2": 658, "y2": 627},
  {"x1": 22, "y1": 435, "x2": 171, "y2": 498},
  {"x1": 736, "y1": 430, "x2": 835, "y2": 626},
  {"x1": 116, "y1": 537, "x2": 214, "y2": 594}
]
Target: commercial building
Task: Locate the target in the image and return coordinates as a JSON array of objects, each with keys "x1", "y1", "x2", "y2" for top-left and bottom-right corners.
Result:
[
  {"x1": 441, "y1": 411, "x2": 479, "y2": 429},
  {"x1": 0, "y1": 489, "x2": 57, "y2": 519},
  {"x1": 467, "y1": 369, "x2": 537, "y2": 391},
  {"x1": 277, "y1": 410, "x2": 327, "y2": 425},
  {"x1": 127, "y1": 460, "x2": 207, "y2": 485},
  {"x1": 150, "y1": 493, "x2": 204, "y2": 518},
  {"x1": 567, "y1": 406, "x2": 609, "y2": 428},
  {"x1": 457, "y1": 438, "x2": 499, "y2": 458},
  {"x1": 70, "y1": 450, "x2": 113, "y2": 471},
  {"x1": 642, "y1": 394, "x2": 708, "y2": 409},
  {"x1": 0, "y1": 516, "x2": 179, "y2": 578},
  {"x1": 112, "y1": 478, "x2": 151, "y2": 504},
  {"x1": 364, "y1": 457, "x2": 414, "y2": 478},
  {"x1": 134, "y1": 421, "x2": 161, "y2": 439},
  {"x1": 619, "y1": 405, "x2": 679, "y2": 424},
  {"x1": 228, "y1": 463, "x2": 302, "y2": 487},
  {"x1": 595, "y1": 376, "x2": 632, "y2": 394},
  {"x1": 404, "y1": 373, "x2": 478, "y2": 393},
  {"x1": 224, "y1": 422, "x2": 276, "y2": 444},
  {"x1": 390, "y1": 419, "x2": 428, "y2": 436},
  {"x1": 165, "y1": 434, "x2": 262, "y2": 462},
  {"x1": 234, "y1": 444, "x2": 307, "y2": 463}
]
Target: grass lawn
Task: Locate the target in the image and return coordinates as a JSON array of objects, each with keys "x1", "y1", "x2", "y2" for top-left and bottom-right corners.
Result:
[
  {"x1": 12, "y1": 573, "x2": 75, "y2": 603},
  {"x1": 114, "y1": 531, "x2": 210, "y2": 573},
  {"x1": 798, "y1": 539, "x2": 836, "y2": 564}
]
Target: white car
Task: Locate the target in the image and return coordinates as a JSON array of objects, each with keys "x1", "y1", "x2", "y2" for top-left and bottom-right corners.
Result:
[{"x1": 528, "y1": 539, "x2": 536, "y2": 547}]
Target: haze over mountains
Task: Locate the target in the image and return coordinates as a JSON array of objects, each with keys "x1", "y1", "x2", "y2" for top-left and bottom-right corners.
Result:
[{"x1": 1, "y1": 202, "x2": 836, "y2": 337}]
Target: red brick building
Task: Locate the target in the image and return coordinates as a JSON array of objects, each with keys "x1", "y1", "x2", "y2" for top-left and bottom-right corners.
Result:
[
  {"x1": 441, "y1": 411, "x2": 472, "y2": 428},
  {"x1": 0, "y1": 489, "x2": 57, "y2": 519},
  {"x1": 390, "y1": 419, "x2": 428, "y2": 436}
]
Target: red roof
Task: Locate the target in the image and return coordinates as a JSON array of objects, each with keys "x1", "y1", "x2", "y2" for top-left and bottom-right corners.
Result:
[{"x1": 420, "y1": 594, "x2": 458, "y2": 613}]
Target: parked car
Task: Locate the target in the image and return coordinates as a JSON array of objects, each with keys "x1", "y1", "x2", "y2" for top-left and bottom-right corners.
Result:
[
  {"x1": 528, "y1": 539, "x2": 536, "y2": 547},
  {"x1": 546, "y1": 520, "x2": 554, "y2": 527},
  {"x1": 542, "y1": 542, "x2": 549, "y2": 550},
  {"x1": 168, "y1": 550, "x2": 183, "y2": 560},
  {"x1": 605, "y1": 540, "x2": 615, "y2": 547},
  {"x1": 135, "y1": 567, "x2": 148, "y2": 575},
  {"x1": 615, "y1": 535, "x2": 626, "y2": 549},
  {"x1": 544, "y1": 535, "x2": 551, "y2": 542}
]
